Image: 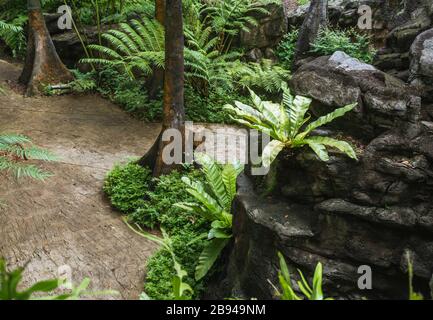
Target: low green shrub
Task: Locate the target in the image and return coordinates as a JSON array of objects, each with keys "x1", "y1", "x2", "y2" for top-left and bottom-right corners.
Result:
[
  {"x1": 103, "y1": 162, "x2": 151, "y2": 213},
  {"x1": 129, "y1": 169, "x2": 209, "y2": 232},
  {"x1": 311, "y1": 28, "x2": 376, "y2": 63},
  {"x1": 144, "y1": 230, "x2": 207, "y2": 300},
  {"x1": 104, "y1": 162, "x2": 213, "y2": 299}
]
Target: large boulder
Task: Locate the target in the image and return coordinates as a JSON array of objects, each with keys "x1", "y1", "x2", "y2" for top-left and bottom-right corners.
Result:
[
  {"x1": 374, "y1": 0, "x2": 432, "y2": 75},
  {"x1": 205, "y1": 68, "x2": 433, "y2": 300},
  {"x1": 239, "y1": 3, "x2": 288, "y2": 54},
  {"x1": 410, "y1": 28, "x2": 433, "y2": 101},
  {"x1": 290, "y1": 51, "x2": 417, "y2": 140}
]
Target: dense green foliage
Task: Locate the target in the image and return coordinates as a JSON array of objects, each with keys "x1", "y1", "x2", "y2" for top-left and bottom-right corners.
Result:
[
  {"x1": 176, "y1": 154, "x2": 243, "y2": 280},
  {"x1": 104, "y1": 162, "x2": 211, "y2": 299},
  {"x1": 103, "y1": 162, "x2": 151, "y2": 213},
  {"x1": 276, "y1": 29, "x2": 299, "y2": 69},
  {"x1": 276, "y1": 27, "x2": 375, "y2": 69},
  {"x1": 230, "y1": 59, "x2": 291, "y2": 94},
  {"x1": 225, "y1": 87, "x2": 358, "y2": 167},
  {"x1": 311, "y1": 28, "x2": 376, "y2": 63},
  {"x1": 274, "y1": 252, "x2": 332, "y2": 300}
]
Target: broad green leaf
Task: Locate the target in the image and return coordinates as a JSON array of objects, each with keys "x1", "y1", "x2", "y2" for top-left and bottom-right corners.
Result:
[
  {"x1": 306, "y1": 136, "x2": 357, "y2": 160},
  {"x1": 262, "y1": 140, "x2": 285, "y2": 168},
  {"x1": 312, "y1": 262, "x2": 324, "y2": 300},
  {"x1": 299, "y1": 103, "x2": 357, "y2": 139},
  {"x1": 221, "y1": 162, "x2": 243, "y2": 204},
  {"x1": 304, "y1": 140, "x2": 330, "y2": 162},
  {"x1": 195, "y1": 238, "x2": 229, "y2": 281},
  {"x1": 288, "y1": 95, "x2": 312, "y2": 138}
]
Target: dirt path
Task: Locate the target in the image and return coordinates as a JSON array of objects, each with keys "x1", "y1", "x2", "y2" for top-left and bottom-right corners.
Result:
[{"x1": 0, "y1": 60, "x2": 162, "y2": 299}]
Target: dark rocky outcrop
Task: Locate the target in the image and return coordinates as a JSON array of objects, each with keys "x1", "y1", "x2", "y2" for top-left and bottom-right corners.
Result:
[
  {"x1": 410, "y1": 28, "x2": 433, "y2": 102},
  {"x1": 240, "y1": 4, "x2": 288, "y2": 54},
  {"x1": 374, "y1": 0, "x2": 433, "y2": 79},
  {"x1": 290, "y1": 51, "x2": 418, "y2": 140},
  {"x1": 206, "y1": 54, "x2": 433, "y2": 300}
]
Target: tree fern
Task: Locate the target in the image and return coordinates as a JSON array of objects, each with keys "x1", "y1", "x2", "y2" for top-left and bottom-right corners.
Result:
[{"x1": 0, "y1": 134, "x2": 57, "y2": 180}]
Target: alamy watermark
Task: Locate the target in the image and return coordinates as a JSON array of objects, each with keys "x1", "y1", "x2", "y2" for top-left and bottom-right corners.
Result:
[
  {"x1": 57, "y1": 5, "x2": 72, "y2": 30},
  {"x1": 161, "y1": 122, "x2": 271, "y2": 176}
]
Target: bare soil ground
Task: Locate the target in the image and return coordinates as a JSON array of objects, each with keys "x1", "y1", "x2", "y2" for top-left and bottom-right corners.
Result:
[{"x1": 0, "y1": 60, "x2": 161, "y2": 299}]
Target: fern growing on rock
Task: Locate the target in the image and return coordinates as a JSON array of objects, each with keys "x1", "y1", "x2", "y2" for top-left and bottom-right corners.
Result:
[
  {"x1": 0, "y1": 134, "x2": 57, "y2": 180},
  {"x1": 225, "y1": 86, "x2": 358, "y2": 167}
]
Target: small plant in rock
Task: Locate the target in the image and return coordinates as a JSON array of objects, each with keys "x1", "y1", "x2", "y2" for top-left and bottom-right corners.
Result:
[
  {"x1": 271, "y1": 252, "x2": 332, "y2": 300},
  {"x1": 176, "y1": 153, "x2": 244, "y2": 281},
  {"x1": 0, "y1": 134, "x2": 57, "y2": 180},
  {"x1": 406, "y1": 251, "x2": 425, "y2": 300},
  {"x1": 277, "y1": 29, "x2": 299, "y2": 69},
  {"x1": 225, "y1": 86, "x2": 358, "y2": 167}
]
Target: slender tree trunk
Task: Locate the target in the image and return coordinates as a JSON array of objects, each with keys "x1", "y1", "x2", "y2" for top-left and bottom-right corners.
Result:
[
  {"x1": 293, "y1": 0, "x2": 328, "y2": 68},
  {"x1": 155, "y1": 0, "x2": 165, "y2": 25},
  {"x1": 148, "y1": 0, "x2": 166, "y2": 99},
  {"x1": 139, "y1": 0, "x2": 185, "y2": 177},
  {"x1": 19, "y1": 0, "x2": 73, "y2": 96}
]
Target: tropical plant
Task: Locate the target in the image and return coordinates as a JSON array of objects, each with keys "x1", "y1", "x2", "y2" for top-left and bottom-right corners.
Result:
[
  {"x1": 185, "y1": 20, "x2": 241, "y2": 95},
  {"x1": 176, "y1": 153, "x2": 244, "y2": 280},
  {"x1": 0, "y1": 257, "x2": 115, "y2": 300},
  {"x1": 201, "y1": 0, "x2": 269, "y2": 53},
  {"x1": 124, "y1": 221, "x2": 194, "y2": 300},
  {"x1": 0, "y1": 19, "x2": 26, "y2": 57},
  {"x1": 80, "y1": 17, "x2": 165, "y2": 78},
  {"x1": 0, "y1": 134, "x2": 57, "y2": 180},
  {"x1": 230, "y1": 59, "x2": 291, "y2": 93},
  {"x1": 225, "y1": 86, "x2": 358, "y2": 167},
  {"x1": 311, "y1": 28, "x2": 376, "y2": 64},
  {"x1": 271, "y1": 252, "x2": 332, "y2": 300},
  {"x1": 277, "y1": 29, "x2": 299, "y2": 69}
]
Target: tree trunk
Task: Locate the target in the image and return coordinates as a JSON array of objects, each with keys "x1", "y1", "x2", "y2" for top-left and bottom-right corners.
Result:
[
  {"x1": 19, "y1": 0, "x2": 73, "y2": 96},
  {"x1": 293, "y1": 0, "x2": 328, "y2": 68},
  {"x1": 139, "y1": 0, "x2": 185, "y2": 177},
  {"x1": 155, "y1": 0, "x2": 165, "y2": 25},
  {"x1": 147, "y1": 0, "x2": 165, "y2": 99}
]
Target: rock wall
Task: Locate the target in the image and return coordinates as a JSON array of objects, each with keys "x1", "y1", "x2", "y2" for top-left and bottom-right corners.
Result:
[{"x1": 205, "y1": 52, "x2": 433, "y2": 300}]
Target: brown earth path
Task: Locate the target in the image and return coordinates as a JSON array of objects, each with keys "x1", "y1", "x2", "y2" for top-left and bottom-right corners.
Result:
[{"x1": 0, "y1": 60, "x2": 162, "y2": 299}]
